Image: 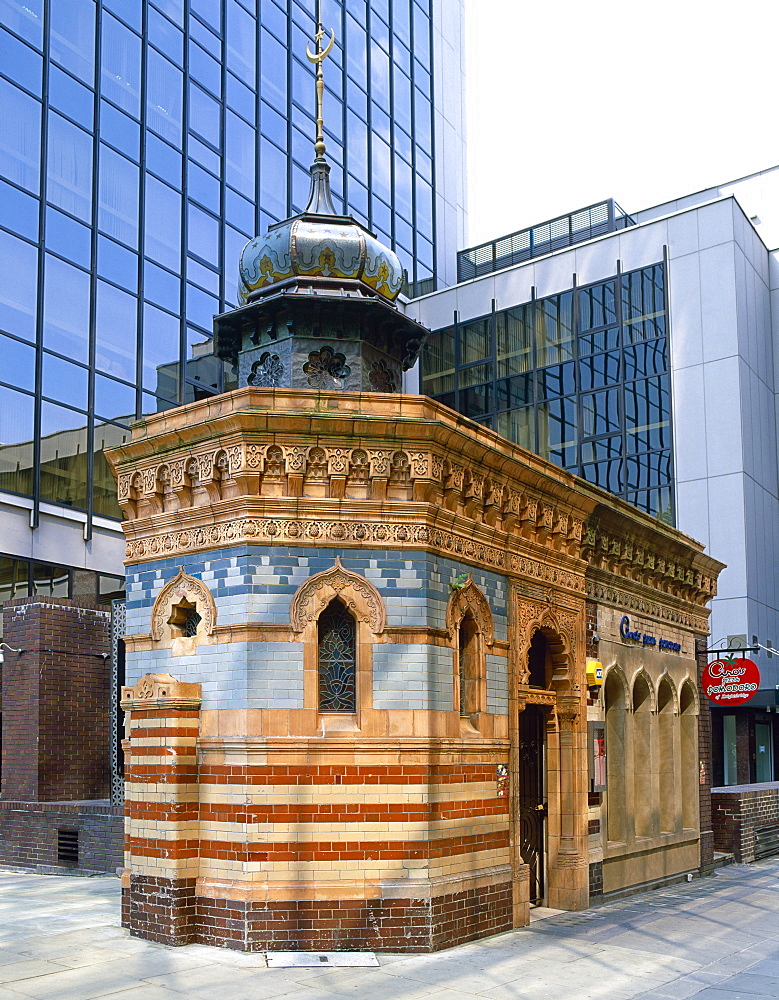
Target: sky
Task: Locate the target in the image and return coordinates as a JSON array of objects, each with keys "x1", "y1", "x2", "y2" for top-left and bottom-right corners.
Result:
[{"x1": 464, "y1": 0, "x2": 779, "y2": 247}]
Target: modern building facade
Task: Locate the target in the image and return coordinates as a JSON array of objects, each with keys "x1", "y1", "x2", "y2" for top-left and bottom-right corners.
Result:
[
  {"x1": 409, "y1": 166, "x2": 779, "y2": 787},
  {"x1": 0, "y1": 0, "x2": 467, "y2": 620}
]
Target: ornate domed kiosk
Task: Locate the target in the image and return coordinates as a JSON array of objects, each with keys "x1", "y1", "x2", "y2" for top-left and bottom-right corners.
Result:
[
  {"x1": 214, "y1": 78, "x2": 428, "y2": 394},
  {"x1": 110, "y1": 8, "x2": 722, "y2": 959}
]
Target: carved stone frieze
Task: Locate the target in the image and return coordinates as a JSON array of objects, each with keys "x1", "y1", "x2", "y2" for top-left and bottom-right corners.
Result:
[{"x1": 585, "y1": 579, "x2": 709, "y2": 635}]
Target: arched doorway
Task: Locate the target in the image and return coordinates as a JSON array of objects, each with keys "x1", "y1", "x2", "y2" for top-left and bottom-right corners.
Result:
[{"x1": 518, "y1": 630, "x2": 549, "y2": 905}]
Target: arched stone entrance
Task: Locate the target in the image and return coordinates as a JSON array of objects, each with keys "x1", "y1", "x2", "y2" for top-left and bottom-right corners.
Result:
[{"x1": 510, "y1": 594, "x2": 588, "y2": 925}]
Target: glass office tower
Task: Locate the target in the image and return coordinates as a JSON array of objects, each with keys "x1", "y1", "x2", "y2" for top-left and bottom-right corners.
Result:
[
  {"x1": 421, "y1": 262, "x2": 674, "y2": 523},
  {"x1": 0, "y1": 0, "x2": 466, "y2": 605}
]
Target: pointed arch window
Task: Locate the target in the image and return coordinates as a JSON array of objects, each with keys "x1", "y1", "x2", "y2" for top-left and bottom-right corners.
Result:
[
  {"x1": 458, "y1": 611, "x2": 479, "y2": 716},
  {"x1": 318, "y1": 599, "x2": 357, "y2": 712}
]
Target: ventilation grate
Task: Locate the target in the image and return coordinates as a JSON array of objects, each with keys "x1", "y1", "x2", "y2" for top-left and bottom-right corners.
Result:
[
  {"x1": 755, "y1": 823, "x2": 779, "y2": 861},
  {"x1": 57, "y1": 829, "x2": 79, "y2": 865}
]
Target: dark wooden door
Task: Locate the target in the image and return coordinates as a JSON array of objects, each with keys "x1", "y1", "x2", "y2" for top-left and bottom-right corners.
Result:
[{"x1": 518, "y1": 704, "x2": 546, "y2": 904}]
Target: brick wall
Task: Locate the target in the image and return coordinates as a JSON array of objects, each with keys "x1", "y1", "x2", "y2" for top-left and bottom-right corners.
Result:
[
  {"x1": 1, "y1": 597, "x2": 111, "y2": 801},
  {"x1": 711, "y1": 783, "x2": 779, "y2": 862},
  {"x1": 0, "y1": 801, "x2": 123, "y2": 873}
]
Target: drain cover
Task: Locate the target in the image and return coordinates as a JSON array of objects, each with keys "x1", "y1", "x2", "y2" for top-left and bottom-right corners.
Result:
[{"x1": 267, "y1": 952, "x2": 379, "y2": 968}]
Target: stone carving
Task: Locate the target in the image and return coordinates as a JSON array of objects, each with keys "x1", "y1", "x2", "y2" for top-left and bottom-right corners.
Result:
[
  {"x1": 446, "y1": 577, "x2": 495, "y2": 647},
  {"x1": 303, "y1": 346, "x2": 351, "y2": 388},
  {"x1": 197, "y1": 453, "x2": 213, "y2": 482},
  {"x1": 120, "y1": 672, "x2": 202, "y2": 711},
  {"x1": 290, "y1": 557, "x2": 386, "y2": 635},
  {"x1": 246, "y1": 445, "x2": 264, "y2": 469},
  {"x1": 368, "y1": 359, "x2": 396, "y2": 393},
  {"x1": 347, "y1": 450, "x2": 370, "y2": 493},
  {"x1": 328, "y1": 448, "x2": 349, "y2": 475},
  {"x1": 368, "y1": 450, "x2": 391, "y2": 477},
  {"x1": 585, "y1": 579, "x2": 708, "y2": 633},
  {"x1": 150, "y1": 567, "x2": 217, "y2": 644},
  {"x1": 264, "y1": 445, "x2": 286, "y2": 477},
  {"x1": 388, "y1": 452, "x2": 411, "y2": 486},
  {"x1": 286, "y1": 446, "x2": 307, "y2": 473},
  {"x1": 408, "y1": 452, "x2": 429, "y2": 477},
  {"x1": 512, "y1": 590, "x2": 581, "y2": 688},
  {"x1": 248, "y1": 351, "x2": 285, "y2": 387}
]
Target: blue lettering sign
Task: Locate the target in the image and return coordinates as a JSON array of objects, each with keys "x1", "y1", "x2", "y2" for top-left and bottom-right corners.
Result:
[{"x1": 620, "y1": 616, "x2": 681, "y2": 653}]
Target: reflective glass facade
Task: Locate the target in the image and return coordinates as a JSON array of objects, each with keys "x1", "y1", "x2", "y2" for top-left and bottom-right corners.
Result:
[
  {"x1": 0, "y1": 553, "x2": 124, "y2": 636},
  {"x1": 0, "y1": 0, "x2": 439, "y2": 528},
  {"x1": 421, "y1": 263, "x2": 674, "y2": 523}
]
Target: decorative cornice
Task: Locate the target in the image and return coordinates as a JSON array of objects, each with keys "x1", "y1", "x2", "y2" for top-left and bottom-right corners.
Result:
[
  {"x1": 586, "y1": 577, "x2": 709, "y2": 635},
  {"x1": 107, "y1": 390, "x2": 723, "y2": 611}
]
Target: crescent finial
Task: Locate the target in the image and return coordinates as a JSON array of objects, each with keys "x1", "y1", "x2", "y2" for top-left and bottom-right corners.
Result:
[{"x1": 306, "y1": 28, "x2": 335, "y2": 64}]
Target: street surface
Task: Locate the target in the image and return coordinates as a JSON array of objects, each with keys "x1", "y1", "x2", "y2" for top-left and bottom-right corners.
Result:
[{"x1": 1, "y1": 862, "x2": 778, "y2": 1000}]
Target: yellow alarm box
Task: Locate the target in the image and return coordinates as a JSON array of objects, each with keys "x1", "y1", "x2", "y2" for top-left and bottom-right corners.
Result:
[{"x1": 586, "y1": 659, "x2": 604, "y2": 687}]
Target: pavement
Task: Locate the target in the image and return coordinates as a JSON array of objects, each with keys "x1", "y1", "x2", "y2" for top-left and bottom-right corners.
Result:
[{"x1": 2, "y1": 862, "x2": 779, "y2": 1000}]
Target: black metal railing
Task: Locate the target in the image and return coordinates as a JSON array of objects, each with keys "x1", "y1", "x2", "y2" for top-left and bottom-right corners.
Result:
[{"x1": 457, "y1": 199, "x2": 636, "y2": 282}]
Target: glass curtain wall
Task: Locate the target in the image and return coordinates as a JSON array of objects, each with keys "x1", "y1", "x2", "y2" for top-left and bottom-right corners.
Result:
[
  {"x1": 0, "y1": 0, "x2": 436, "y2": 525},
  {"x1": 421, "y1": 263, "x2": 674, "y2": 523},
  {"x1": 0, "y1": 553, "x2": 124, "y2": 636}
]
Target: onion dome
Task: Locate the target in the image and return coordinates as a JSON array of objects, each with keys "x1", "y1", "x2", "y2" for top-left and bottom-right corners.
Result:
[{"x1": 238, "y1": 161, "x2": 403, "y2": 305}]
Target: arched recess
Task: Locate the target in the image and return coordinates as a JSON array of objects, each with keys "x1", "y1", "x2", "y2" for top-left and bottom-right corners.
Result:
[
  {"x1": 150, "y1": 568, "x2": 217, "y2": 656},
  {"x1": 657, "y1": 675, "x2": 678, "y2": 833},
  {"x1": 604, "y1": 666, "x2": 629, "y2": 843},
  {"x1": 290, "y1": 558, "x2": 385, "y2": 714},
  {"x1": 632, "y1": 670, "x2": 653, "y2": 838},
  {"x1": 514, "y1": 604, "x2": 575, "y2": 694},
  {"x1": 679, "y1": 678, "x2": 699, "y2": 830},
  {"x1": 447, "y1": 579, "x2": 494, "y2": 717}
]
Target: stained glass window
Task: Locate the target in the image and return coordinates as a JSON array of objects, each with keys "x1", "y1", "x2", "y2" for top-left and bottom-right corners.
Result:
[{"x1": 318, "y1": 599, "x2": 356, "y2": 713}]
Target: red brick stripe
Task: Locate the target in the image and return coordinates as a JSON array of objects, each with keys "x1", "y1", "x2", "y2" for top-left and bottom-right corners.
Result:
[
  {"x1": 198, "y1": 764, "x2": 503, "y2": 785},
  {"x1": 127, "y1": 831, "x2": 509, "y2": 861}
]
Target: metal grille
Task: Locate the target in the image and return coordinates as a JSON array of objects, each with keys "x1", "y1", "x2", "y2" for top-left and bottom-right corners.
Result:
[
  {"x1": 180, "y1": 608, "x2": 202, "y2": 637},
  {"x1": 755, "y1": 823, "x2": 779, "y2": 860},
  {"x1": 110, "y1": 599, "x2": 126, "y2": 806},
  {"x1": 57, "y1": 829, "x2": 78, "y2": 865},
  {"x1": 457, "y1": 199, "x2": 636, "y2": 281},
  {"x1": 317, "y1": 601, "x2": 356, "y2": 713}
]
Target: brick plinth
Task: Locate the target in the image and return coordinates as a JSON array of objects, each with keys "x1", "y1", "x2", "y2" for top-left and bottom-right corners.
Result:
[
  {"x1": 122, "y1": 880, "x2": 512, "y2": 952},
  {"x1": 1, "y1": 597, "x2": 111, "y2": 802},
  {"x1": 123, "y1": 876, "x2": 197, "y2": 945}
]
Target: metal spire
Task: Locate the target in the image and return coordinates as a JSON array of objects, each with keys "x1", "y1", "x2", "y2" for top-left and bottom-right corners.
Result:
[{"x1": 304, "y1": 0, "x2": 337, "y2": 214}]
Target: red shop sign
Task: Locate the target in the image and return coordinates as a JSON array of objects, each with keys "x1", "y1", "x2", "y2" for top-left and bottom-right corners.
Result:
[{"x1": 702, "y1": 656, "x2": 760, "y2": 706}]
